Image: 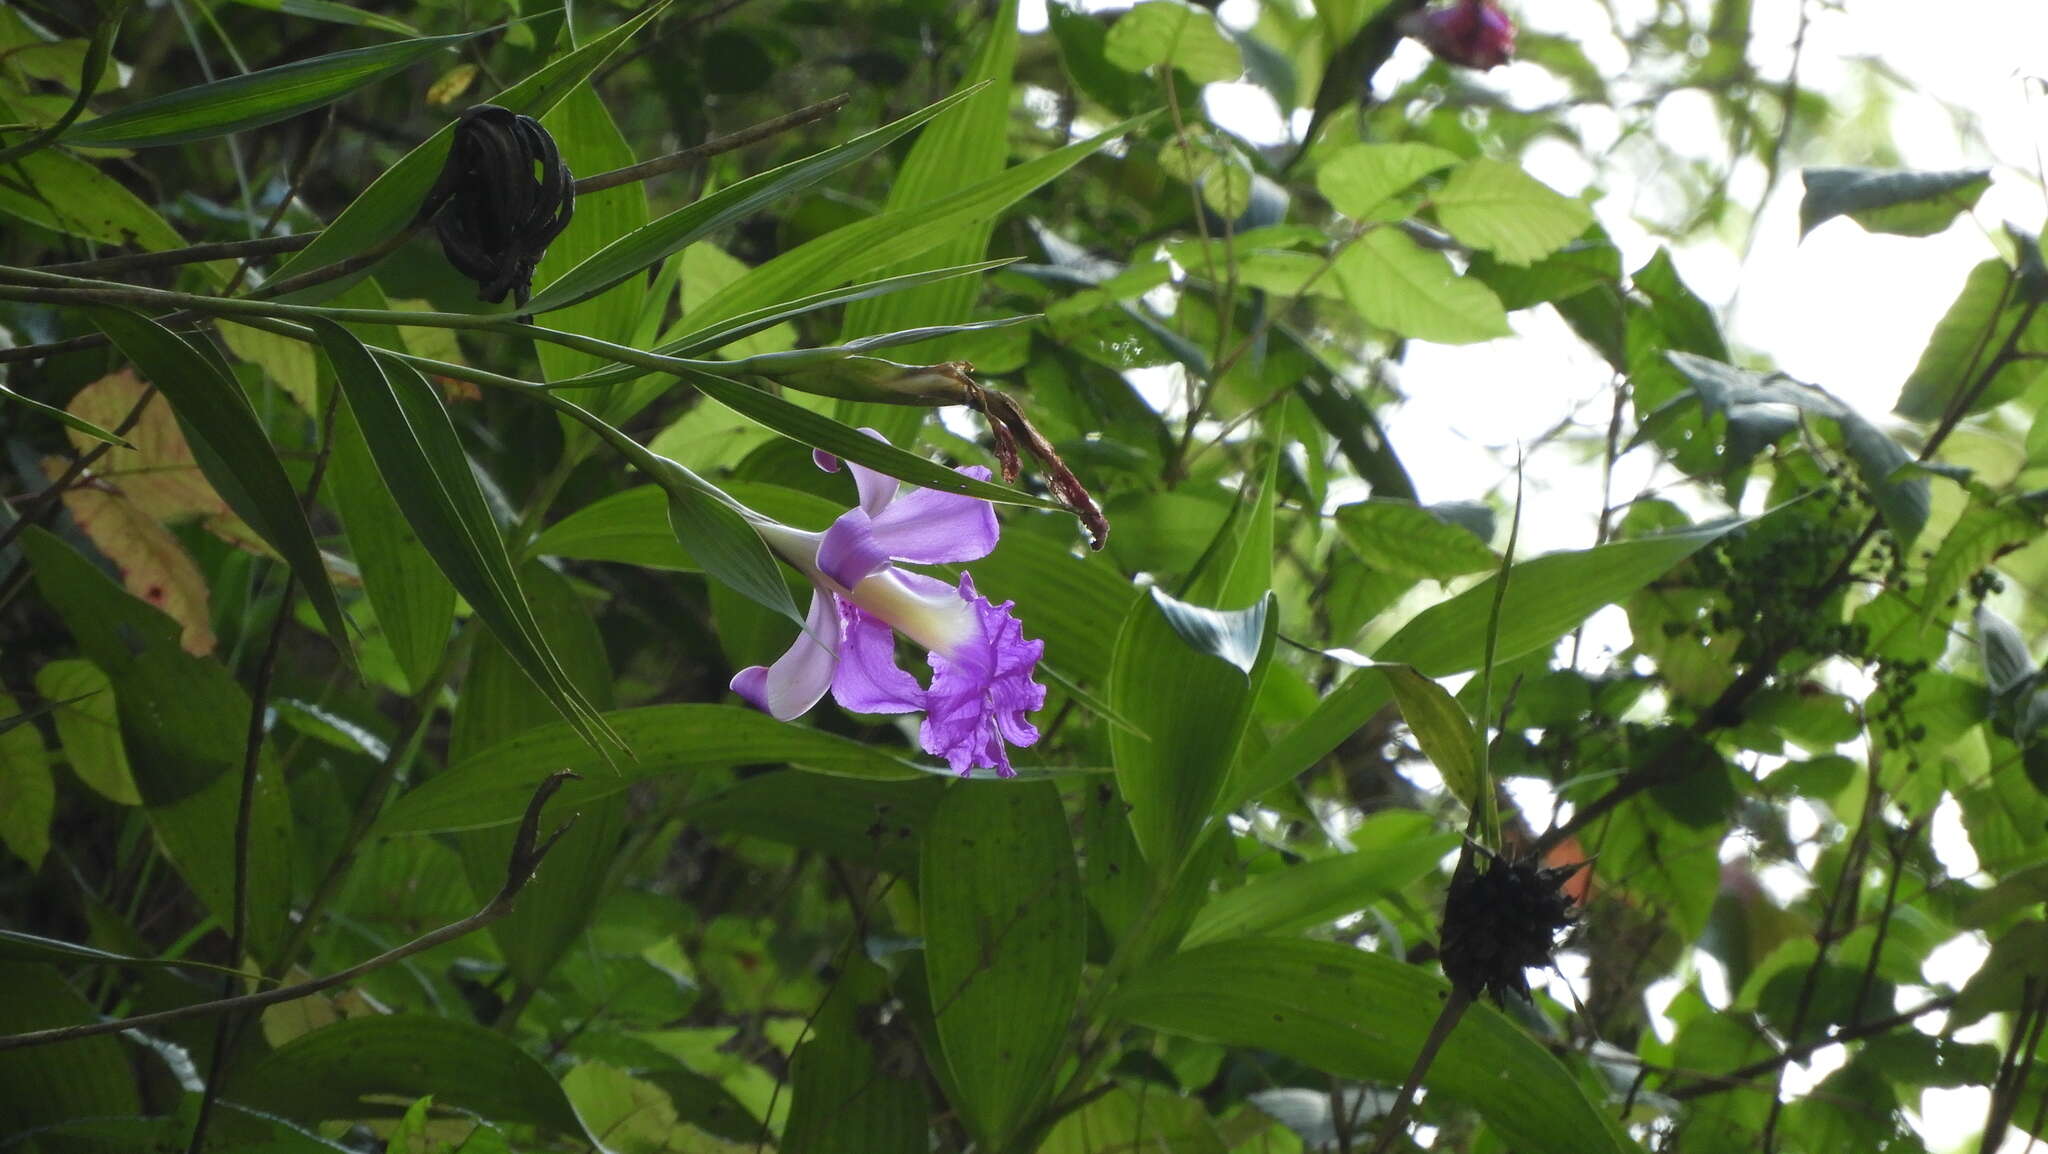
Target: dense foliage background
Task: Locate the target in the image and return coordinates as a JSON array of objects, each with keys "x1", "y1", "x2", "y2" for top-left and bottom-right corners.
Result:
[{"x1": 1, "y1": 0, "x2": 2045, "y2": 1151}]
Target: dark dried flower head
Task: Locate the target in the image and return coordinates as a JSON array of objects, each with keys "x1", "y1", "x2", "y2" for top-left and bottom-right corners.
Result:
[
  {"x1": 1402, "y1": 0, "x2": 1517, "y2": 71},
  {"x1": 420, "y1": 104, "x2": 575, "y2": 307},
  {"x1": 1439, "y1": 846, "x2": 1582, "y2": 1005}
]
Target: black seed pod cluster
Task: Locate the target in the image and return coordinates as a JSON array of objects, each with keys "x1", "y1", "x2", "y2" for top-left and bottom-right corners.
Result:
[
  {"x1": 419, "y1": 105, "x2": 575, "y2": 307},
  {"x1": 1439, "y1": 848, "x2": 1583, "y2": 1006}
]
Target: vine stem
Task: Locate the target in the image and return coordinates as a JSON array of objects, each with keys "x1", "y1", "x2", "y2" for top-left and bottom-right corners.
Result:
[{"x1": 0, "y1": 771, "x2": 582, "y2": 1054}]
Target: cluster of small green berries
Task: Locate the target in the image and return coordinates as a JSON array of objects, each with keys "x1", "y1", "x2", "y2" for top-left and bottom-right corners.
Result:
[
  {"x1": 1968, "y1": 569, "x2": 2008, "y2": 603},
  {"x1": 1870, "y1": 657, "x2": 1933, "y2": 766},
  {"x1": 1692, "y1": 504, "x2": 1871, "y2": 666}
]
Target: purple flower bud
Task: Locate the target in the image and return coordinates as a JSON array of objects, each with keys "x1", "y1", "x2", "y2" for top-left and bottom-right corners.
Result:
[{"x1": 1406, "y1": 0, "x2": 1516, "y2": 71}]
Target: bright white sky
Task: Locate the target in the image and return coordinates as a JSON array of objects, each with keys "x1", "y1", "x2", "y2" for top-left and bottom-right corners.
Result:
[{"x1": 1015, "y1": 1, "x2": 2048, "y2": 1149}]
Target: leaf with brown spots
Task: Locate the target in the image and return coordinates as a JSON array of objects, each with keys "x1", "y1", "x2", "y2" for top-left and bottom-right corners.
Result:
[{"x1": 65, "y1": 369, "x2": 230, "y2": 522}]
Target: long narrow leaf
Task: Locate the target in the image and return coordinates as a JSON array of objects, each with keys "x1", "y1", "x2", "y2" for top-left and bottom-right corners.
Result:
[
  {"x1": 270, "y1": 3, "x2": 667, "y2": 296},
  {"x1": 311, "y1": 320, "x2": 619, "y2": 757},
  {"x1": 678, "y1": 368, "x2": 1063, "y2": 510},
  {"x1": 547, "y1": 259, "x2": 1019, "y2": 391},
  {"x1": 61, "y1": 29, "x2": 482, "y2": 148},
  {"x1": 89, "y1": 306, "x2": 352, "y2": 661},
  {"x1": 1, "y1": 383, "x2": 132, "y2": 448},
  {"x1": 521, "y1": 85, "x2": 985, "y2": 316}
]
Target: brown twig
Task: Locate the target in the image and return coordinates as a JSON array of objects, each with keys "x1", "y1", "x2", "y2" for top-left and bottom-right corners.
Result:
[{"x1": 0, "y1": 771, "x2": 581, "y2": 1054}]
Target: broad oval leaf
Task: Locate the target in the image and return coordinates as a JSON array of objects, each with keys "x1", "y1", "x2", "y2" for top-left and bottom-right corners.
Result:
[
  {"x1": 1110, "y1": 588, "x2": 1274, "y2": 867},
  {"x1": 61, "y1": 30, "x2": 481, "y2": 148},
  {"x1": 228, "y1": 1014, "x2": 592, "y2": 1139},
  {"x1": 922, "y1": 781, "x2": 1084, "y2": 1149},
  {"x1": 1108, "y1": 938, "x2": 1638, "y2": 1154},
  {"x1": 1103, "y1": 0, "x2": 1242, "y2": 83},
  {"x1": 1316, "y1": 142, "x2": 1460, "y2": 220},
  {"x1": 1431, "y1": 158, "x2": 1595, "y2": 266},
  {"x1": 1337, "y1": 227, "x2": 1512, "y2": 345}
]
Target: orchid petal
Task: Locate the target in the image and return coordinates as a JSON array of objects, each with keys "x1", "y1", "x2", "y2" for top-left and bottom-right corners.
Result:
[
  {"x1": 812, "y1": 428, "x2": 900, "y2": 515},
  {"x1": 831, "y1": 603, "x2": 926, "y2": 714},
  {"x1": 818, "y1": 508, "x2": 895, "y2": 591},
  {"x1": 868, "y1": 465, "x2": 1001, "y2": 564},
  {"x1": 729, "y1": 588, "x2": 842, "y2": 720}
]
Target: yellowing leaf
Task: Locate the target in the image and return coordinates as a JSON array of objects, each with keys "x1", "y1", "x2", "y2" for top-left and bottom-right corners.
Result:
[
  {"x1": 0, "y1": 691, "x2": 54, "y2": 871},
  {"x1": 54, "y1": 467, "x2": 217, "y2": 656},
  {"x1": 1337, "y1": 228, "x2": 1512, "y2": 345},
  {"x1": 65, "y1": 369, "x2": 229, "y2": 521},
  {"x1": 427, "y1": 62, "x2": 479, "y2": 107},
  {"x1": 221, "y1": 322, "x2": 319, "y2": 411},
  {"x1": 1431, "y1": 159, "x2": 1595, "y2": 266}
]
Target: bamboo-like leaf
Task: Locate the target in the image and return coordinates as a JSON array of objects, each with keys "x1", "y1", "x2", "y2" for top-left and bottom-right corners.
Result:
[
  {"x1": 678, "y1": 369, "x2": 1063, "y2": 510},
  {"x1": 522, "y1": 85, "x2": 983, "y2": 316},
  {"x1": 61, "y1": 29, "x2": 482, "y2": 148},
  {"x1": 89, "y1": 307, "x2": 352, "y2": 661},
  {"x1": 268, "y1": 3, "x2": 666, "y2": 295},
  {"x1": 224, "y1": 0, "x2": 422, "y2": 35},
  {"x1": 311, "y1": 320, "x2": 619, "y2": 756},
  {"x1": 2, "y1": 382, "x2": 131, "y2": 448}
]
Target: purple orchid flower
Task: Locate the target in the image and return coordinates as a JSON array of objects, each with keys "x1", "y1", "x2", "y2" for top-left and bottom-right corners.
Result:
[{"x1": 729, "y1": 432, "x2": 1047, "y2": 777}]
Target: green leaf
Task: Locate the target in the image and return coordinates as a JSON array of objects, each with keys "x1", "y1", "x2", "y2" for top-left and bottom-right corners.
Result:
[
  {"x1": 663, "y1": 476, "x2": 801, "y2": 626},
  {"x1": 1183, "y1": 437, "x2": 1277, "y2": 611},
  {"x1": 1664, "y1": 352, "x2": 1930, "y2": 543},
  {"x1": 1103, "y1": 0, "x2": 1243, "y2": 83},
  {"x1": 1376, "y1": 518, "x2": 1744, "y2": 676},
  {"x1": 782, "y1": 965, "x2": 928, "y2": 1154},
  {"x1": 34, "y1": 658, "x2": 138, "y2": 806},
  {"x1": 679, "y1": 370, "x2": 1062, "y2": 510},
  {"x1": 20, "y1": 528, "x2": 295, "y2": 958},
  {"x1": 329, "y1": 397, "x2": 454, "y2": 694},
  {"x1": 0, "y1": 691, "x2": 53, "y2": 870},
  {"x1": 268, "y1": 3, "x2": 664, "y2": 297},
  {"x1": 836, "y1": 0, "x2": 1022, "y2": 445},
  {"x1": 1183, "y1": 825, "x2": 1459, "y2": 947},
  {"x1": 1107, "y1": 939, "x2": 1637, "y2": 1154},
  {"x1": 314, "y1": 321, "x2": 615, "y2": 754},
  {"x1": 1799, "y1": 166, "x2": 1990, "y2": 238},
  {"x1": 1921, "y1": 503, "x2": 2041, "y2": 624},
  {"x1": 1431, "y1": 158, "x2": 1595, "y2": 265},
  {"x1": 1335, "y1": 499, "x2": 1497, "y2": 581},
  {"x1": 1229, "y1": 519, "x2": 1744, "y2": 806},
  {"x1": 1316, "y1": 142, "x2": 1461, "y2": 219},
  {"x1": 375, "y1": 704, "x2": 924, "y2": 835},
  {"x1": 692, "y1": 773, "x2": 943, "y2": 874},
  {"x1": 61, "y1": 30, "x2": 481, "y2": 148},
  {"x1": 523, "y1": 87, "x2": 980, "y2": 316},
  {"x1": 1380, "y1": 665, "x2": 1485, "y2": 810},
  {"x1": 531, "y1": 84, "x2": 649, "y2": 387},
  {"x1": 91, "y1": 306, "x2": 353, "y2": 663},
  {"x1": 1337, "y1": 227, "x2": 1512, "y2": 345},
  {"x1": 0, "y1": 381, "x2": 132, "y2": 448},
  {"x1": 0, "y1": 126, "x2": 190, "y2": 252},
  {"x1": 671, "y1": 115, "x2": 1151, "y2": 347},
  {"x1": 1110, "y1": 588, "x2": 1275, "y2": 868},
  {"x1": 1040, "y1": 1087, "x2": 1228, "y2": 1154},
  {"x1": 224, "y1": 0, "x2": 422, "y2": 35},
  {"x1": 231, "y1": 1015, "x2": 594, "y2": 1139},
  {"x1": 1895, "y1": 259, "x2": 2048, "y2": 422},
  {"x1": 922, "y1": 782, "x2": 1084, "y2": 1149},
  {"x1": 0, "y1": 964, "x2": 143, "y2": 1134},
  {"x1": 0, "y1": 928, "x2": 244, "y2": 976}
]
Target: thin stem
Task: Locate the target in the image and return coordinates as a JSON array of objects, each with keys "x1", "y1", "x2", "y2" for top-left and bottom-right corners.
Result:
[
  {"x1": 0, "y1": 772, "x2": 581, "y2": 1055},
  {"x1": 15, "y1": 97, "x2": 851, "y2": 282},
  {"x1": 1369, "y1": 987, "x2": 1473, "y2": 1153}
]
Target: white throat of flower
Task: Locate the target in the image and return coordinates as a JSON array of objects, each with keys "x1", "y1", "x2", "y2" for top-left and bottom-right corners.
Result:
[{"x1": 755, "y1": 519, "x2": 977, "y2": 658}]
